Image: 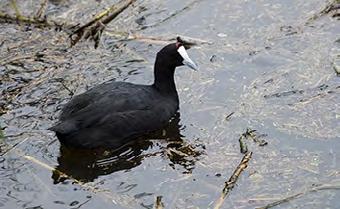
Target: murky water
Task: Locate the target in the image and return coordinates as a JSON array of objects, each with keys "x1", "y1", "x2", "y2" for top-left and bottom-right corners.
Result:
[{"x1": 1, "y1": 0, "x2": 339, "y2": 208}]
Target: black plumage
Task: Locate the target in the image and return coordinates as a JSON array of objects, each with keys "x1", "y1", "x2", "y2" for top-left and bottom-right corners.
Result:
[{"x1": 49, "y1": 37, "x2": 197, "y2": 149}]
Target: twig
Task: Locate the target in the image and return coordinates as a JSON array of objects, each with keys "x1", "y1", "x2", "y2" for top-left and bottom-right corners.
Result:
[
  {"x1": 225, "y1": 112, "x2": 234, "y2": 121},
  {"x1": 35, "y1": 0, "x2": 48, "y2": 20},
  {"x1": 256, "y1": 182, "x2": 340, "y2": 209},
  {"x1": 70, "y1": 0, "x2": 136, "y2": 48},
  {"x1": 0, "y1": 11, "x2": 45, "y2": 25},
  {"x1": 60, "y1": 80, "x2": 74, "y2": 96},
  {"x1": 239, "y1": 135, "x2": 248, "y2": 154},
  {"x1": 306, "y1": 1, "x2": 340, "y2": 24},
  {"x1": 256, "y1": 193, "x2": 303, "y2": 209},
  {"x1": 213, "y1": 152, "x2": 252, "y2": 209},
  {"x1": 0, "y1": 137, "x2": 29, "y2": 157},
  {"x1": 2, "y1": 140, "x2": 139, "y2": 207},
  {"x1": 154, "y1": 196, "x2": 164, "y2": 209},
  {"x1": 242, "y1": 128, "x2": 268, "y2": 147},
  {"x1": 72, "y1": 198, "x2": 91, "y2": 209},
  {"x1": 176, "y1": 34, "x2": 213, "y2": 45},
  {"x1": 0, "y1": 11, "x2": 74, "y2": 31},
  {"x1": 105, "y1": 31, "x2": 212, "y2": 45},
  {"x1": 0, "y1": 54, "x2": 37, "y2": 66},
  {"x1": 10, "y1": 0, "x2": 22, "y2": 19}
]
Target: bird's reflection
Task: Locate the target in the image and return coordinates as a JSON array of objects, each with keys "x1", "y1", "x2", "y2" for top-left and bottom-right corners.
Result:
[{"x1": 52, "y1": 113, "x2": 203, "y2": 183}]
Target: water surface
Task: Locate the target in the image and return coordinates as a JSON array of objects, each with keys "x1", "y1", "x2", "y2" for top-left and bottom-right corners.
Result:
[{"x1": 0, "y1": 0, "x2": 339, "y2": 208}]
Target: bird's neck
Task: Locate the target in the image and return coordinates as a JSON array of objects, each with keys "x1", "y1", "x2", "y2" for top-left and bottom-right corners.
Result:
[{"x1": 152, "y1": 57, "x2": 178, "y2": 95}]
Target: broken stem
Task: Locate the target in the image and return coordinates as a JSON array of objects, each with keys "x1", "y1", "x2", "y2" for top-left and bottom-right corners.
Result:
[
  {"x1": 35, "y1": 0, "x2": 48, "y2": 20},
  {"x1": 239, "y1": 135, "x2": 248, "y2": 154},
  {"x1": 70, "y1": 0, "x2": 136, "y2": 47},
  {"x1": 0, "y1": 11, "x2": 75, "y2": 30},
  {"x1": 154, "y1": 196, "x2": 164, "y2": 209},
  {"x1": 213, "y1": 152, "x2": 253, "y2": 209},
  {"x1": 10, "y1": 0, "x2": 22, "y2": 20},
  {"x1": 256, "y1": 182, "x2": 340, "y2": 209}
]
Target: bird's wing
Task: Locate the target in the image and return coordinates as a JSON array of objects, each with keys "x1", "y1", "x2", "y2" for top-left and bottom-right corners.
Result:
[
  {"x1": 59, "y1": 92, "x2": 97, "y2": 121},
  {"x1": 50, "y1": 107, "x2": 169, "y2": 148},
  {"x1": 59, "y1": 82, "x2": 148, "y2": 120}
]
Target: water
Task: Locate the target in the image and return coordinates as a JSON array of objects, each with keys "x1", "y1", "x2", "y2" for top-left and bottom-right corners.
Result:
[{"x1": 0, "y1": 0, "x2": 339, "y2": 208}]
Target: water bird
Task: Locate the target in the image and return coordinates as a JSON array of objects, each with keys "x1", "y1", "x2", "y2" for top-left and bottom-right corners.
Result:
[{"x1": 49, "y1": 37, "x2": 198, "y2": 149}]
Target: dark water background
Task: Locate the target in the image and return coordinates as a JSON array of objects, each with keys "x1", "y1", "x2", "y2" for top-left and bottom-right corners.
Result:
[{"x1": 0, "y1": 0, "x2": 339, "y2": 208}]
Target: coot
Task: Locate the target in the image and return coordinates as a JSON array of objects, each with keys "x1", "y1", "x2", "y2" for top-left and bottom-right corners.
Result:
[{"x1": 49, "y1": 37, "x2": 198, "y2": 149}]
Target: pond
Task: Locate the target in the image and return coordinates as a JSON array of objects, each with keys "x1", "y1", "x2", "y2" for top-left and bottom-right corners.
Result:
[{"x1": 0, "y1": 0, "x2": 339, "y2": 208}]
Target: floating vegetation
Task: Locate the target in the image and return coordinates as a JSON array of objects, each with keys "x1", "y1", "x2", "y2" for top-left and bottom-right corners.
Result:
[
  {"x1": 238, "y1": 134, "x2": 248, "y2": 154},
  {"x1": 0, "y1": 0, "x2": 339, "y2": 208},
  {"x1": 213, "y1": 152, "x2": 253, "y2": 209},
  {"x1": 306, "y1": 0, "x2": 340, "y2": 23},
  {"x1": 256, "y1": 181, "x2": 340, "y2": 209},
  {"x1": 240, "y1": 69, "x2": 340, "y2": 139},
  {"x1": 70, "y1": 0, "x2": 136, "y2": 48},
  {"x1": 238, "y1": 128, "x2": 268, "y2": 154},
  {"x1": 154, "y1": 196, "x2": 164, "y2": 209}
]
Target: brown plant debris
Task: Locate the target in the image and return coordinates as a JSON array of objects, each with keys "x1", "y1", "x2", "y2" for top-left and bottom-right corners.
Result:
[
  {"x1": 34, "y1": 0, "x2": 48, "y2": 20},
  {"x1": 111, "y1": 33, "x2": 212, "y2": 45},
  {"x1": 0, "y1": 11, "x2": 75, "y2": 31},
  {"x1": 213, "y1": 151, "x2": 253, "y2": 209},
  {"x1": 70, "y1": 0, "x2": 136, "y2": 48},
  {"x1": 154, "y1": 196, "x2": 164, "y2": 209},
  {"x1": 243, "y1": 128, "x2": 268, "y2": 146},
  {"x1": 306, "y1": 0, "x2": 340, "y2": 23},
  {"x1": 225, "y1": 112, "x2": 234, "y2": 121},
  {"x1": 238, "y1": 129, "x2": 268, "y2": 154},
  {"x1": 239, "y1": 135, "x2": 248, "y2": 154},
  {"x1": 256, "y1": 181, "x2": 340, "y2": 209}
]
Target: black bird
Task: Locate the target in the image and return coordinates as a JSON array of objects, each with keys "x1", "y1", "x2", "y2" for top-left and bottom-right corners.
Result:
[{"x1": 49, "y1": 37, "x2": 198, "y2": 149}]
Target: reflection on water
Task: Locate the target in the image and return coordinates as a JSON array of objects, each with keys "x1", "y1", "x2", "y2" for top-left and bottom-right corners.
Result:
[{"x1": 52, "y1": 113, "x2": 203, "y2": 183}]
